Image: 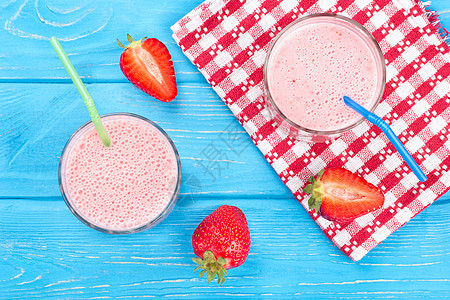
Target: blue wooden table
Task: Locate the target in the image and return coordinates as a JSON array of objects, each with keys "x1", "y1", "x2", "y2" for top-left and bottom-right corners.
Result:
[{"x1": 1, "y1": 0, "x2": 449, "y2": 298}]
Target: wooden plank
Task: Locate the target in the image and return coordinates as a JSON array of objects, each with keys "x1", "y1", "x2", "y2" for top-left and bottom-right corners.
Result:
[
  {"x1": 0, "y1": 0, "x2": 447, "y2": 83},
  {"x1": 0, "y1": 198, "x2": 449, "y2": 298},
  {"x1": 0, "y1": 83, "x2": 290, "y2": 198},
  {"x1": 0, "y1": 0, "x2": 203, "y2": 82},
  {"x1": 430, "y1": 0, "x2": 450, "y2": 13},
  {"x1": 2, "y1": 82, "x2": 449, "y2": 201}
]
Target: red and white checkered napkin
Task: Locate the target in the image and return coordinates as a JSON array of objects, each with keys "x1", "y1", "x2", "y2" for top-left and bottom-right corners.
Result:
[{"x1": 171, "y1": 0, "x2": 450, "y2": 261}]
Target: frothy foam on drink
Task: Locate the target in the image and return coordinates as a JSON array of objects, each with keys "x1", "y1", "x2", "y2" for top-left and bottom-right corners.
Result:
[
  {"x1": 64, "y1": 116, "x2": 178, "y2": 231},
  {"x1": 268, "y1": 22, "x2": 379, "y2": 131}
]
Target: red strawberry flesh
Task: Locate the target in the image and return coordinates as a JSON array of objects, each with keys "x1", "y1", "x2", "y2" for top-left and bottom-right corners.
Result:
[
  {"x1": 305, "y1": 168, "x2": 384, "y2": 223},
  {"x1": 120, "y1": 37, "x2": 177, "y2": 102}
]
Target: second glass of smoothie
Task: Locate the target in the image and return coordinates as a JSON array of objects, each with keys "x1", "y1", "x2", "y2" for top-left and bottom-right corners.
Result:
[
  {"x1": 59, "y1": 113, "x2": 181, "y2": 234},
  {"x1": 264, "y1": 13, "x2": 386, "y2": 142}
]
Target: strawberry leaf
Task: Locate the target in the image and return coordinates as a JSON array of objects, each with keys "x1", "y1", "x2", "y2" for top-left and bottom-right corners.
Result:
[
  {"x1": 303, "y1": 184, "x2": 313, "y2": 194},
  {"x1": 117, "y1": 39, "x2": 125, "y2": 48},
  {"x1": 193, "y1": 252, "x2": 229, "y2": 285},
  {"x1": 218, "y1": 270, "x2": 226, "y2": 285},
  {"x1": 317, "y1": 169, "x2": 325, "y2": 180},
  {"x1": 192, "y1": 257, "x2": 203, "y2": 265},
  {"x1": 127, "y1": 34, "x2": 134, "y2": 43},
  {"x1": 305, "y1": 170, "x2": 325, "y2": 213},
  {"x1": 217, "y1": 257, "x2": 226, "y2": 266},
  {"x1": 194, "y1": 265, "x2": 204, "y2": 272},
  {"x1": 314, "y1": 198, "x2": 322, "y2": 213},
  {"x1": 203, "y1": 250, "x2": 215, "y2": 262},
  {"x1": 308, "y1": 197, "x2": 315, "y2": 209},
  {"x1": 206, "y1": 270, "x2": 215, "y2": 283}
]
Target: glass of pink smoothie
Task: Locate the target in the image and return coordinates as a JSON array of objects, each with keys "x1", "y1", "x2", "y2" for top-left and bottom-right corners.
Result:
[
  {"x1": 59, "y1": 113, "x2": 181, "y2": 234},
  {"x1": 264, "y1": 13, "x2": 386, "y2": 142}
]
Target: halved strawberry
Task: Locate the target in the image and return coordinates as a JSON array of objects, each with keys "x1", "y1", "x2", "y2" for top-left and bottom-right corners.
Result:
[
  {"x1": 304, "y1": 168, "x2": 384, "y2": 223},
  {"x1": 118, "y1": 34, "x2": 177, "y2": 102}
]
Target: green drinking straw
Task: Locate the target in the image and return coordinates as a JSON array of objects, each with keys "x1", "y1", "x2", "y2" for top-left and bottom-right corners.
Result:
[{"x1": 50, "y1": 36, "x2": 111, "y2": 147}]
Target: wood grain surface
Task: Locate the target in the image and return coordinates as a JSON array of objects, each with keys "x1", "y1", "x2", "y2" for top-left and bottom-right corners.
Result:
[{"x1": 1, "y1": 0, "x2": 449, "y2": 298}]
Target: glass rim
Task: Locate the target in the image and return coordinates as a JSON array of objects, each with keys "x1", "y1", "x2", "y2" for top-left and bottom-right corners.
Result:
[
  {"x1": 263, "y1": 13, "x2": 387, "y2": 136},
  {"x1": 58, "y1": 112, "x2": 182, "y2": 234}
]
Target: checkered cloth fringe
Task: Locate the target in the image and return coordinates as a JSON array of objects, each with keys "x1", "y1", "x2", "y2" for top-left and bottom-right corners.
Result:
[{"x1": 171, "y1": 0, "x2": 450, "y2": 261}]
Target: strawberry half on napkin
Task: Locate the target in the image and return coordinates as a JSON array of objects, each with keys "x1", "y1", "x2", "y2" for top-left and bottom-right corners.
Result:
[{"x1": 304, "y1": 168, "x2": 385, "y2": 223}]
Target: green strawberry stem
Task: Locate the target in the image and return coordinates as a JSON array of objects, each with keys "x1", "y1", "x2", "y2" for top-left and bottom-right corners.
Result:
[
  {"x1": 303, "y1": 169, "x2": 325, "y2": 213},
  {"x1": 117, "y1": 34, "x2": 148, "y2": 50},
  {"x1": 192, "y1": 250, "x2": 228, "y2": 285}
]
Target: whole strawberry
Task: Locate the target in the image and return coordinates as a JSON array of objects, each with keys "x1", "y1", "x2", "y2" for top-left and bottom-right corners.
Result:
[
  {"x1": 117, "y1": 34, "x2": 177, "y2": 102},
  {"x1": 304, "y1": 168, "x2": 384, "y2": 223},
  {"x1": 192, "y1": 205, "x2": 251, "y2": 285}
]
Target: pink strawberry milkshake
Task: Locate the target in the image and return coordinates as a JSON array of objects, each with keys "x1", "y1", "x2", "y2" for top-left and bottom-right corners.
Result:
[
  {"x1": 264, "y1": 14, "x2": 385, "y2": 140},
  {"x1": 59, "y1": 113, "x2": 181, "y2": 234}
]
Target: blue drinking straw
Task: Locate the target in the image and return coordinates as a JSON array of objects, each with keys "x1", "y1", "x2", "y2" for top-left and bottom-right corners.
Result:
[{"x1": 343, "y1": 96, "x2": 427, "y2": 182}]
